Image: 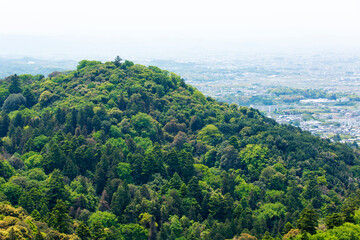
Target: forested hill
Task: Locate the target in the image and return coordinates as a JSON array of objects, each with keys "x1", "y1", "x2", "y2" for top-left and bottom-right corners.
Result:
[{"x1": 1, "y1": 59, "x2": 360, "y2": 239}]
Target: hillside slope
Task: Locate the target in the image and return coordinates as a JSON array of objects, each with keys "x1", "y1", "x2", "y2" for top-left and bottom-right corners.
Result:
[{"x1": 0, "y1": 59, "x2": 360, "y2": 239}]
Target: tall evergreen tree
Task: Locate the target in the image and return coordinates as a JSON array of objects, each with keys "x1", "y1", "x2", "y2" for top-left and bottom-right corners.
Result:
[
  {"x1": 23, "y1": 88, "x2": 37, "y2": 108},
  {"x1": 8, "y1": 74, "x2": 22, "y2": 93},
  {"x1": 0, "y1": 112, "x2": 10, "y2": 137},
  {"x1": 46, "y1": 169, "x2": 69, "y2": 209},
  {"x1": 47, "y1": 199, "x2": 70, "y2": 233},
  {"x1": 111, "y1": 181, "x2": 131, "y2": 217},
  {"x1": 297, "y1": 206, "x2": 319, "y2": 235},
  {"x1": 76, "y1": 222, "x2": 92, "y2": 240},
  {"x1": 94, "y1": 156, "x2": 110, "y2": 195},
  {"x1": 43, "y1": 140, "x2": 66, "y2": 174}
]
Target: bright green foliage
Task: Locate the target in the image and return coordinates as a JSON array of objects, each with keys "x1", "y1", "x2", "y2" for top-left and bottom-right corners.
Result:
[
  {"x1": 310, "y1": 222, "x2": 360, "y2": 239},
  {"x1": 0, "y1": 87, "x2": 10, "y2": 106},
  {"x1": 254, "y1": 203, "x2": 287, "y2": 233},
  {"x1": 38, "y1": 90, "x2": 53, "y2": 107},
  {"x1": 117, "y1": 162, "x2": 132, "y2": 182},
  {"x1": 1, "y1": 182, "x2": 22, "y2": 205},
  {"x1": 197, "y1": 124, "x2": 223, "y2": 146},
  {"x1": 121, "y1": 224, "x2": 148, "y2": 240},
  {"x1": 0, "y1": 158, "x2": 15, "y2": 179},
  {"x1": 240, "y1": 144, "x2": 269, "y2": 180},
  {"x1": 88, "y1": 211, "x2": 118, "y2": 228}
]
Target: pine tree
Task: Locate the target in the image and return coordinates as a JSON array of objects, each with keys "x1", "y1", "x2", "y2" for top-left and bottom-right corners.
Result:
[
  {"x1": 169, "y1": 172, "x2": 183, "y2": 190},
  {"x1": 221, "y1": 172, "x2": 236, "y2": 196},
  {"x1": 9, "y1": 74, "x2": 22, "y2": 93},
  {"x1": 180, "y1": 183, "x2": 189, "y2": 198},
  {"x1": 31, "y1": 209, "x2": 41, "y2": 221},
  {"x1": 23, "y1": 88, "x2": 37, "y2": 108},
  {"x1": 39, "y1": 201, "x2": 49, "y2": 220},
  {"x1": 188, "y1": 176, "x2": 203, "y2": 203},
  {"x1": 76, "y1": 221, "x2": 92, "y2": 240},
  {"x1": 0, "y1": 112, "x2": 10, "y2": 137},
  {"x1": 62, "y1": 157, "x2": 78, "y2": 179},
  {"x1": 142, "y1": 152, "x2": 157, "y2": 183},
  {"x1": 94, "y1": 156, "x2": 109, "y2": 195},
  {"x1": 325, "y1": 213, "x2": 344, "y2": 229},
  {"x1": 166, "y1": 149, "x2": 180, "y2": 177},
  {"x1": 92, "y1": 115, "x2": 102, "y2": 131},
  {"x1": 297, "y1": 206, "x2": 318, "y2": 235},
  {"x1": 91, "y1": 221, "x2": 105, "y2": 240},
  {"x1": 43, "y1": 140, "x2": 66, "y2": 174},
  {"x1": 47, "y1": 199, "x2": 70, "y2": 233},
  {"x1": 189, "y1": 115, "x2": 203, "y2": 132},
  {"x1": 111, "y1": 181, "x2": 131, "y2": 217},
  {"x1": 179, "y1": 150, "x2": 195, "y2": 182},
  {"x1": 118, "y1": 94, "x2": 127, "y2": 111},
  {"x1": 283, "y1": 222, "x2": 294, "y2": 234},
  {"x1": 113, "y1": 56, "x2": 123, "y2": 67},
  {"x1": 46, "y1": 169, "x2": 69, "y2": 209}
]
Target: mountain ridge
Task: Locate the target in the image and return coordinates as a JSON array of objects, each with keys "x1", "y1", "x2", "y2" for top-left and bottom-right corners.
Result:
[{"x1": 0, "y1": 59, "x2": 360, "y2": 239}]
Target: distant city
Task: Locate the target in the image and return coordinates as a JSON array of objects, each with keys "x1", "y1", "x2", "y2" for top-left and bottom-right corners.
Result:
[{"x1": 149, "y1": 53, "x2": 360, "y2": 145}]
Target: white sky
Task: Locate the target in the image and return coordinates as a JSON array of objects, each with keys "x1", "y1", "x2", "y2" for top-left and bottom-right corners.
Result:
[{"x1": 0, "y1": 0, "x2": 360, "y2": 59}]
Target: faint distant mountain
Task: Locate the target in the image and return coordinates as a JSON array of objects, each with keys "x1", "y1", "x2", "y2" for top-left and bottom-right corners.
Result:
[{"x1": 0, "y1": 57, "x2": 77, "y2": 78}]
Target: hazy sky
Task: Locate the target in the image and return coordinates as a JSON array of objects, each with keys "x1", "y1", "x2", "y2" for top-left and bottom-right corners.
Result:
[{"x1": 1, "y1": 0, "x2": 360, "y2": 59}]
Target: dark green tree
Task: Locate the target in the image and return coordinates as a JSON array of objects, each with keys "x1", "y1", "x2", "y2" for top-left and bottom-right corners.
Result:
[
  {"x1": 166, "y1": 149, "x2": 180, "y2": 177},
  {"x1": 111, "y1": 181, "x2": 131, "y2": 218},
  {"x1": 179, "y1": 150, "x2": 195, "y2": 182},
  {"x1": 76, "y1": 221, "x2": 92, "y2": 240},
  {"x1": 91, "y1": 221, "x2": 105, "y2": 240},
  {"x1": 169, "y1": 172, "x2": 183, "y2": 190},
  {"x1": 23, "y1": 88, "x2": 37, "y2": 108},
  {"x1": 8, "y1": 74, "x2": 22, "y2": 93},
  {"x1": 46, "y1": 169, "x2": 69, "y2": 209},
  {"x1": 94, "y1": 156, "x2": 110, "y2": 195},
  {"x1": 47, "y1": 199, "x2": 70, "y2": 233},
  {"x1": 221, "y1": 172, "x2": 236, "y2": 196},
  {"x1": 92, "y1": 115, "x2": 102, "y2": 131},
  {"x1": 282, "y1": 222, "x2": 294, "y2": 234},
  {"x1": 0, "y1": 112, "x2": 10, "y2": 137},
  {"x1": 325, "y1": 212, "x2": 344, "y2": 229},
  {"x1": 43, "y1": 140, "x2": 66, "y2": 174},
  {"x1": 229, "y1": 136, "x2": 240, "y2": 150},
  {"x1": 113, "y1": 56, "x2": 123, "y2": 67},
  {"x1": 188, "y1": 176, "x2": 203, "y2": 204},
  {"x1": 297, "y1": 206, "x2": 318, "y2": 235},
  {"x1": 189, "y1": 115, "x2": 203, "y2": 132},
  {"x1": 62, "y1": 157, "x2": 78, "y2": 179}
]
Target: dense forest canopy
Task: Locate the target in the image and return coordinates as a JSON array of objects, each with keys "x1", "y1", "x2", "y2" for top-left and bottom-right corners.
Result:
[{"x1": 1, "y1": 58, "x2": 360, "y2": 239}]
